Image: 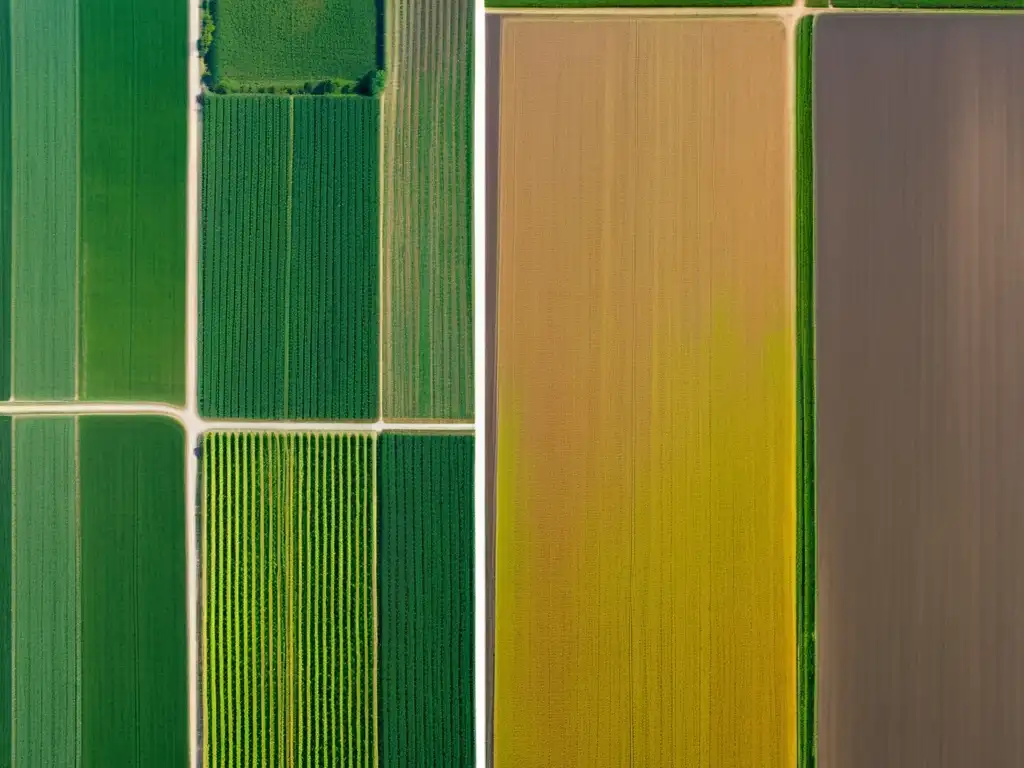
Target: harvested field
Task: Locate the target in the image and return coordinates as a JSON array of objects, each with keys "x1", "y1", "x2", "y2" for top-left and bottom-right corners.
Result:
[
  {"x1": 381, "y1": 0, "x2": 474, "y2": 421},
  {"x1": 815, "y1": 15, "x2": 1024, "y2": 768},
  {"x1": 0, "y1": 415, "x2": 186, "y2": 766},
  {"x1": 202, "y1": 432, "x2": 377, "y2": 767},
  {"x1": 212, "y1": 0, "x2": 382, "y2": 86},
  {"x1": 200, "y1": 95, "x2": 379, "y2": 421},
  {"x1": 378, "y1": 434, "x2": 474, "y2": 765},
  {"x1": 491, "y1": 16, "x2": 794, "y2": 767}
]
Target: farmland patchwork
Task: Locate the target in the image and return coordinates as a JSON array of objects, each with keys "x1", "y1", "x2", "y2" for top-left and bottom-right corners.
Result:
[
  {"x1": 0, "y1": 0, "x2": 187, "y2": 404},
  {"x1": 0, "y1": 0, "x2": 476, "y2": 763}
]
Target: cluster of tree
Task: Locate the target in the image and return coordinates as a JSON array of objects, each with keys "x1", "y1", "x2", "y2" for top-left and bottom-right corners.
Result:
[
  {"x1": 208, "y1": 69, "x2": 387, "y2": 97},
  {"x1": 196, "y1": 0, "x2": 386, "y2": 99},
  {"x1": 199, "y1": 2, "x2": 215, "y2": 80}
]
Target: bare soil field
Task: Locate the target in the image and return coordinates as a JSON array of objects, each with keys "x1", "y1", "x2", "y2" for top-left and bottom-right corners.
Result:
[
  {"x1": 490, "y1": 16, "x2": 793, "y2": 767},
  {"x1": 815, "y1": 15, "x2": 1024, "y2": 768}
]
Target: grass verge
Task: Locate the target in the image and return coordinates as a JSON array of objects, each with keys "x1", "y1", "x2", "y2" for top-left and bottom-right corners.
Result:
[{"x1": 796, "y1": 15, "x2": 816, "y2": 768}]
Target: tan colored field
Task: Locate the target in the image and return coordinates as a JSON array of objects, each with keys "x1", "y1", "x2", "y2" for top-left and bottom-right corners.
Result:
[{"x1": 491, "y1": 16, "x2": 794, "y2": 767}]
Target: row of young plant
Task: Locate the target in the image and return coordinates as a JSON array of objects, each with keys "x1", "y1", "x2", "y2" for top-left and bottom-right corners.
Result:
[{"x1": 198, "y1": 1, "x2": 386, "y2": 96}]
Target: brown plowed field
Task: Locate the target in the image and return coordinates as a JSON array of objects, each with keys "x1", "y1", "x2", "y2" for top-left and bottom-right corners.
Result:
[{"x1": 816, "y1": 16, "x2": 1024, "y2": 768}]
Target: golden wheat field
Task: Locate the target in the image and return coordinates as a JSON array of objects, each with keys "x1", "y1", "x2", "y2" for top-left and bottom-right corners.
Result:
[{"x1": 491, "y1": 16, "x2": 795, "y2": 767}]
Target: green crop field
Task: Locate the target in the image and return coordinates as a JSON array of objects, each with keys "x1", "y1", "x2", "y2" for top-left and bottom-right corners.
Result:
[
  {"x1": 79, "y1": 0, "x2": 187, "y2": 403},
  {"x1": 378, "y1": 433, "x2": 474, "y2": 766},
  {"x1": 202, "y1": 431, "x2": 377, "y2": 767},
  {"x1": 0, "y1": 5, "x2": 9, "y2": 400},
  {"x1": 0, "y1": 2, "x2": 186, "y2": 405},
  {"x1": 78, "y1": 416, "x2": 187, "y2": 766},
  {"x1": 200, "y1": 95, "x2": 379, "y2": 421},
  {"x1": 9, "y1": 1, "x2": 78, "y2": 400},
  {"x1": 381, "y1": 0, "x2": 474, "y2": 421},
  {"x1": 212, "y1": 0, "x2": 382, "y2": 87},
  {"x1": 0, "y1": 415, "x2": 186, "y2": 767},
  {"x1": 290, "y1": 98, "x2": 379, "y2": 419},
  {"x1": 12, "y1": 417, "x2": 77, "y2": 764}
]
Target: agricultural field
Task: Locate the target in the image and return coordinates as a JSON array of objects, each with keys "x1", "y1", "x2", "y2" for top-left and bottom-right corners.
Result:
[
  {"x1": 834, "y1": 0, "x2": 1021, "y2": 6},
  {"x1": 814, "y1": 16, "x2": 1024, "y2": 767},
  {"x1": 200, "y1": 95, "x2": 379, "y2": 421},
  {"x1": 381, "y1": 0, "x2": 474, "y2": 421},
  {"x1": 490, "y1": 16, "x2": 794, "y2": 766},
  {"x1": 378, "y1": 434, "x2": 474, "y2": 765},
  {"x1": 78, "y1": 0, "x2": 188, "y2": 402},
  {"x1": 202, "y1": 431, "x2": 378, "y2": 766},
  {"x1": 0, "y1": 1, "x2": 186, "y2": 404},
  {"x1": 489, "y1": 0, "x2": 784, "y2": 7},
  {"x1": 0, "y1": 0, "x2": 9, "y2": 398},
  {"x1": 210, "y1": 0, "x2": 383, "y2": 88},
  {"x1": 0, "y1": 415, "x2": 186, "y2": 766}
]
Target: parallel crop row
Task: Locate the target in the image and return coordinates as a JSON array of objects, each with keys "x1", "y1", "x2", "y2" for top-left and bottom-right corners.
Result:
[
  {"x1": 289, "y1": 97, "x2": 379, "y2": 419},
  {"x1": 201, "y1": 96, "x2": 291, "y2": 419},
  {"x1": 203, "y1": 432, "x2": 378, "y2": 767}
]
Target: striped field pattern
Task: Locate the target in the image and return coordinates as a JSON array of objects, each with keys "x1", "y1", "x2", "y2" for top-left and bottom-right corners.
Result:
[
  {"x1": 200, "y1": 96, "x2": 379, "y2": 420},
  {"x1": 0, "y1": 1, "x2": 186, "y2": 404},
  {"x1": 0, "y1": 415, "x2": 187, "y2": 767},
  {"x1": 9, "y1": 0, "x2": 78, "y2": 400},
  {"x1": 200, "y1": 96, "x2": 290, "y2": 420},
  {"x1": 379, "y1": 434, "x2": 474, "y2": 766},
  {"x1": 381, "y1": 0, "x2": 474, "y2": 420},
  {"x1": 289, "y1": 97, "x2": 379, "y2": 420},
  {"x1": 202, "y1": 432, "x2": 378, "y2": 767}
]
